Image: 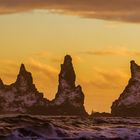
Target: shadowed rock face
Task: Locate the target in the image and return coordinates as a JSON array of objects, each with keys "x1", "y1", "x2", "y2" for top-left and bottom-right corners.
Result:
[
  {"x1": 111, "y1": 61, "x2": 140, "y2": 117},
  {"x1": 15, "y1": 64, "x2": 35, "y2": 92},
  {"x1": 0, "y1": 55, "x2": 87, "y2": 116},
  {"x1": 0, "y1": 64, "x2": 49, "y2": 114},
  {"x1": 58, "y1": 55, "x2": 76, "y2": 91},
  {"x1": 49, "y1": 55, "x2": 87, "y2": 116}
]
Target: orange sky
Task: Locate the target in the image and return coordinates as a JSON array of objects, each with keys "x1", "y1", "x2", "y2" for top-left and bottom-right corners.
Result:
[{"x1": 1, "y1": 0, "x2": 140, "y2": 113}]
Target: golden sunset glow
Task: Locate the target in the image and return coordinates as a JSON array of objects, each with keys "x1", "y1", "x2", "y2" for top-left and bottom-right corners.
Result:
[{"x1": 1, "y1": 0, "x2": 140, "y2": 113}]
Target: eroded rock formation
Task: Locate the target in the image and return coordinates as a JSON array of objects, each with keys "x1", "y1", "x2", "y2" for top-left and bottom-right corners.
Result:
[
  {"x1": 0, "y1": 55, "x2": 87, "y2": 116},
  {"x1": 49, "y1": 55, "x2": 87, "y2": 115},
  {"x1": 0, "y1": 64, "x2": 49, "y2": 114},
  {"x1": 111, "y1": 61, "x2": 140, "y2": 116}
]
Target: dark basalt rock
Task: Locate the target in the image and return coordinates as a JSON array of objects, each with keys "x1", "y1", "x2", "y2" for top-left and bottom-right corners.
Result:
[
  {"x1": 59, "y1": 55, "x2": 76, "y2": 89},
  {"x1": 0, "y1": 55, "x2": 87, "y2": 116},
  {"x1": 49, "y1": 55, "x2": 87, "y2": 116},
  {"x1": 15, "y1": 64, "x2": 35, "y2": 91},
  {"x1": 111, "y1": 60, "x2": 140, "y2": 117},
  {"x1": 0, "y1": 64, "x2": 49, "y2": 114}
]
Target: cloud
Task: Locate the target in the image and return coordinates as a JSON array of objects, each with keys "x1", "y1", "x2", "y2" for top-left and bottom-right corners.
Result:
[
  {"x1": 32, "y1": 51, "x2": 49, "y2": 59},
  {"x1": 0, "y1": 58, "x2": 58, "y2": 85},
  {"x1": 0, "y1": 0, "x2": 140, "y2": 23},
  {"x1": 79, "y1": 67, "x2": 130, "y2": 113},
  {"x1": 79, "y1": 67, "x2": 129, "y2": 90},
  {"x1": 0, "y1": 57, "x2": 131, "y2": 113},
  {"x1": 82, "y1": 47, "x2": 140, "y2": 57},
  {"x1": 31, "y1": 51, "x2": 84, "y2": 65},
  {"x1": 24, "y1": 58, "x2": 58, "y2": 85},
  {"x1": 0, "y1": 58, "x2": 59, "y2": 99}
]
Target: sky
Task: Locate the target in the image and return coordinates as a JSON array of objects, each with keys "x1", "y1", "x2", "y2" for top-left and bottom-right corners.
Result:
[{"x1": 0, "y1": 0, "x2": 140, "y2": 113}]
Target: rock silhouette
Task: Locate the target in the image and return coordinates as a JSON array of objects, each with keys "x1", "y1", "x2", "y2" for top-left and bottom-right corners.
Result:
[
  {"x1": 0, "y1": 64, "x2": 49, "y2": 114},
  {"x1": 49, "y1": 55, "x2": 87, "y2": 115},
  {"x1": 111, "y1": 61, "x2": 140, "y2": 116},
  {"x1": 0, "y1": 55, "x2": 87, "y2": 116}
]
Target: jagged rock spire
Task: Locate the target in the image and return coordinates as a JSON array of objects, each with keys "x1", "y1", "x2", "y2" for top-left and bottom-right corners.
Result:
[
  {"x1": 51, "y1": 55, "x2": 87, "y2": 116},
  {"x1": 58, "y1": 55, "x2": 76, "y2": 90},
  {"x1": 0, "y1": 56, "x2": 87, "y2": 116},
  {"x1": 15, "y1": 64, "x2": 34, "y2": 91},
  {"x1": 111, "y1": 60, "x2": 140, "y2": 116},
  {"x1": 20, "y1": 64, "x2": 26, "y2": 73}
]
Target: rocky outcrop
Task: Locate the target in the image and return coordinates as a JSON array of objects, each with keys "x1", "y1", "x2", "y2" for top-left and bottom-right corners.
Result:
[
  {"x1": 47, "y1": 55, "x2": 87, "y2": 116},
  {"x1": 111, "y1": 61, "x2": 140, "y2": 116},
  {"x1": 0, "y1": 55, "x2": 87, "y2": 116},
  {"x1": 15, "y1": 64, "x2": 36, "y2": 92},
  {"x1": 0, "y1": 64, "x2": 49, "y2": 114}
]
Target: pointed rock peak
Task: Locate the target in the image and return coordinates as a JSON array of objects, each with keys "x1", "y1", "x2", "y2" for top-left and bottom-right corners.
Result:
[
  {"x1": 130, "y1": 60, "x2": 140, "y2": 78},
  {"x1": 15, "y1": 64, "x2": 33, "y2": 89},
  {"x1": 59, "y1": 55, "x2": 76, "y2": 88},
  {"x1": 19, "y1": 63, "x2": 27, "y2": 73},
  {"x1": 64, "y1": 55, "x2": 72, "y2": 64}
]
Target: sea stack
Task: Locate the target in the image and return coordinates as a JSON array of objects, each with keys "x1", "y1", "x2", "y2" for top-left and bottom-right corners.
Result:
[
  {"x1": 0, "y1": 64, "x2": 49, "y2": 114},
  {"x1": 50, "y1": 55, "x2": 87, "y2": 116},
  {"x1": 111, "y1": 61, "x2": 140, "y2": 116},
  {"x1": 0, "y1": 55, "x2": 87, "y2": 116}
]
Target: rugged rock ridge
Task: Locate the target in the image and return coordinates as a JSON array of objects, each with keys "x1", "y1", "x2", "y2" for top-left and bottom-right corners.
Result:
[
  {"x1": 0, "y1": 55, "x2": 87, "y2": 116},
  {"x1": 0, "y1": 64, "x2": 49, "y2": 114},
  {"x1": 111, "y1": 60, "x2": 140, "y2": 116}
]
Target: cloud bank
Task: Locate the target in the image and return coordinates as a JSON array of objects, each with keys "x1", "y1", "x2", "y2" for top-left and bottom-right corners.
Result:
[
  {"x1": 0, "y1": 0, "x2": 140, "y2": 23},
  {"x1": 82, "y1": 48, "x2": 140, "y2": 56}
]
